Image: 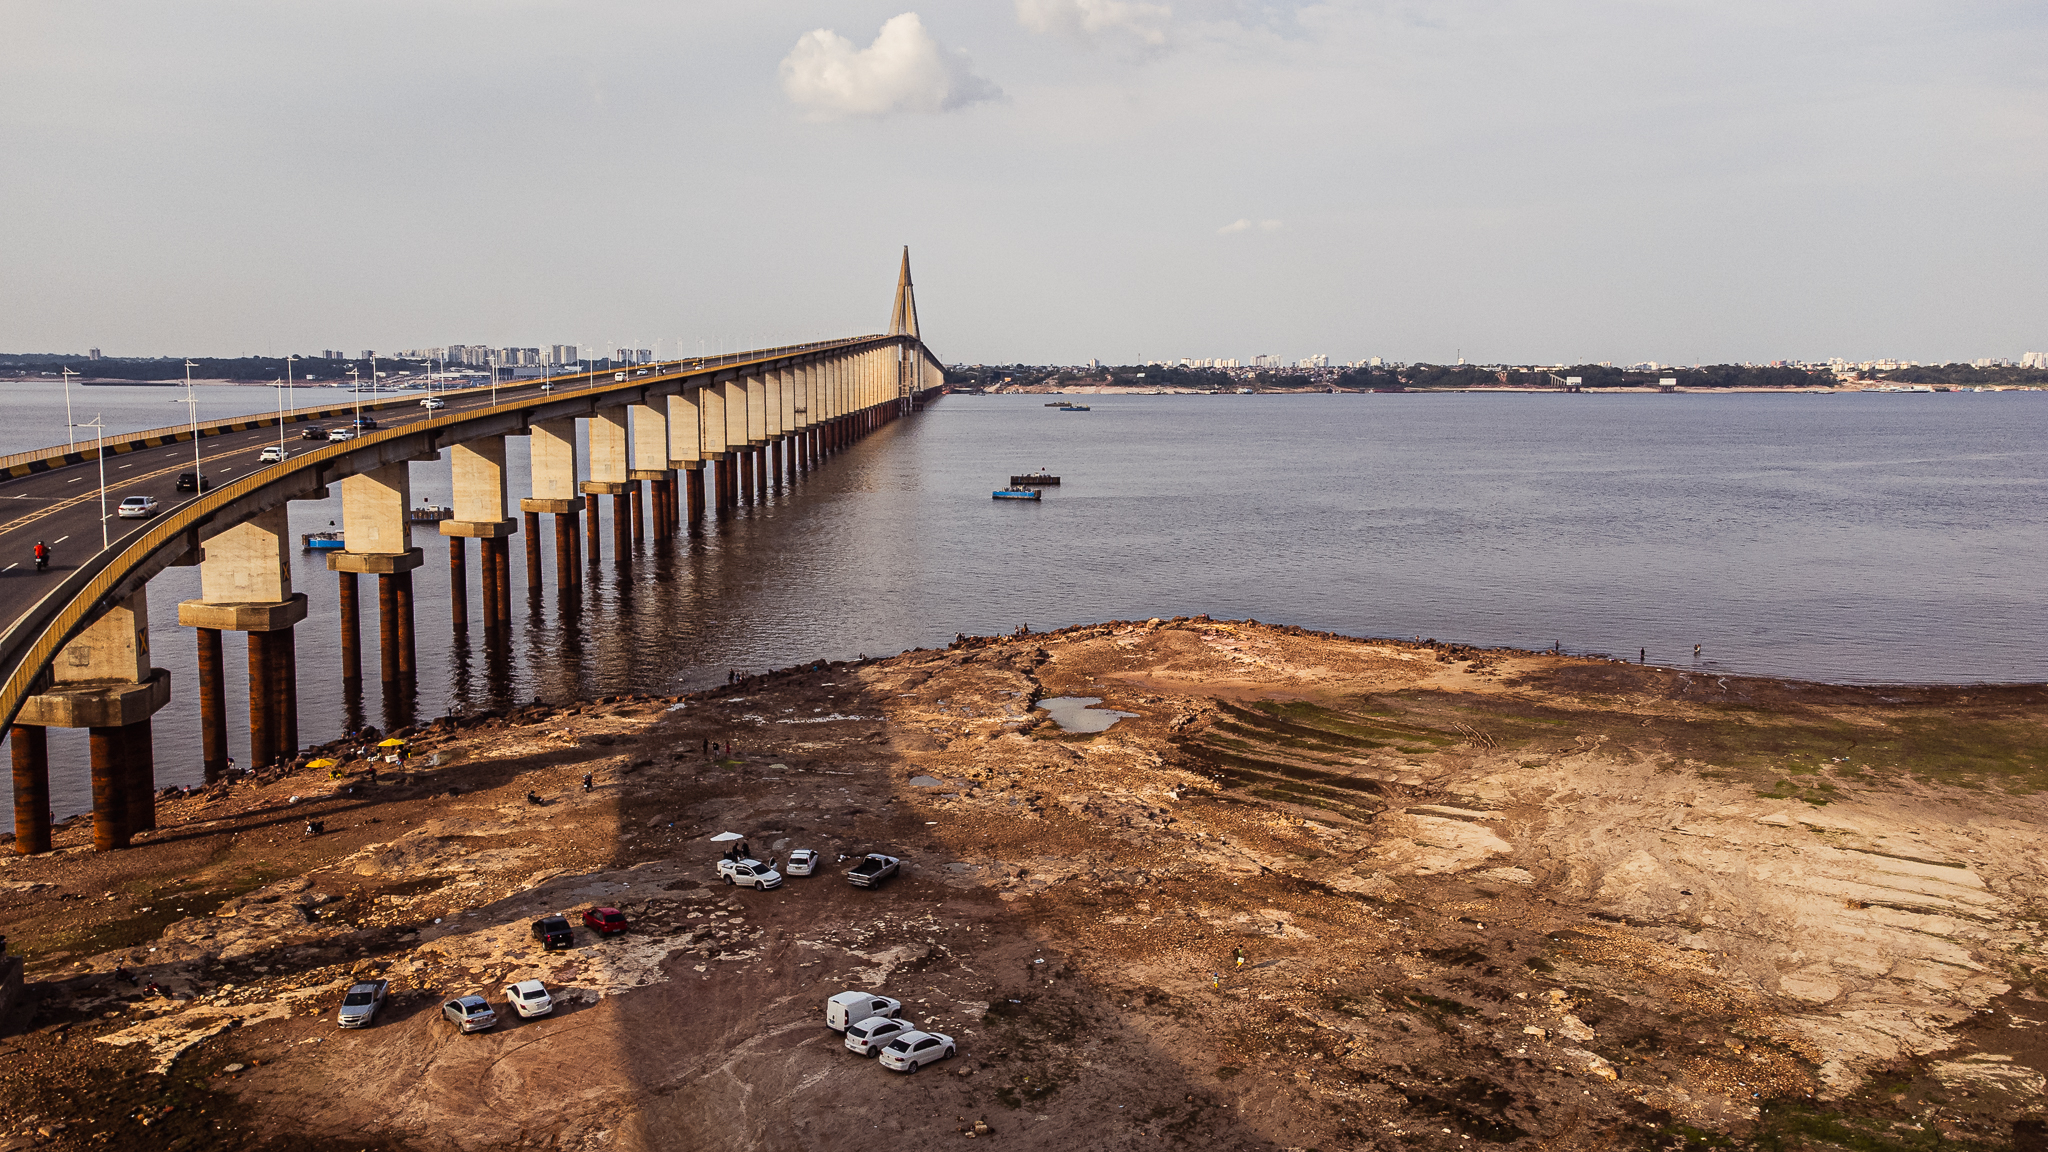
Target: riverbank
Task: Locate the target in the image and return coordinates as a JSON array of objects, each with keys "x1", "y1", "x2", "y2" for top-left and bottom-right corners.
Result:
[{"x1": 0, "y1": 619, "x2": 2043, "y2": 1150}]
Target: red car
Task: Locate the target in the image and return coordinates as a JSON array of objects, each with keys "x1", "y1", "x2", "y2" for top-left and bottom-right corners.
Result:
[{"x1": 582, "y1": 906, "x2": 629, "y2": 935}]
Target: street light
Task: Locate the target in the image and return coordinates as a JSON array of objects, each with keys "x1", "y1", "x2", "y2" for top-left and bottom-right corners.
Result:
[
  {"x1": 81, "y1": 415, "x2": 109, "y2": 549},
  {"x1": 60, "y1": 367, "x2": 78, "y2": 447},
  {"x1": 281, "y1": 354, "x2": 298, "y2": 456},
  {"x1": 183, "y1": 360, "x2": 202, "y2": 490}
]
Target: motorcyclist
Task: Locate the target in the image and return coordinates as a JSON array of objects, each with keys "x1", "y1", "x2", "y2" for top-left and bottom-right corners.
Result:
[{"x1": 33, "y1": 540, "x2": 49, "y2": 571}]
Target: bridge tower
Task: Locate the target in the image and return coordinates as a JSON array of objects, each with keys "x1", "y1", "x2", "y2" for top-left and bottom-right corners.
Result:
[{"x1": 889, "y1": 247, "x2": 920, "y2": 415}]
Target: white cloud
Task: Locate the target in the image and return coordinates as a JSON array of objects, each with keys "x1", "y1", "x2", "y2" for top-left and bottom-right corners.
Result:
[
  {"x1": 779, "y1": 13, "x2": 1000, "y2": 120},
  {"x1": 1218, "y1": 218, "x2": 1282, "y2": 234},
  {"x1": 1016, "y1": 0, "x2": 1171, "y2": 45}
]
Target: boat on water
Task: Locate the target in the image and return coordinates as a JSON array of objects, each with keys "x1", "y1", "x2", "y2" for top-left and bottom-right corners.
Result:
[
  {"x1": 992, "y1": 489, "x2": 1042, "y2": 501},
  {"x1": 1058, "y1": 404, "x2": 1091, "y2": 412},
  {"x1": 302, "y1": 531, "x2": 345, "y2": 551},
  {"x1": 1010, "y1": 473, "x2": 1060, "y2": 486}
]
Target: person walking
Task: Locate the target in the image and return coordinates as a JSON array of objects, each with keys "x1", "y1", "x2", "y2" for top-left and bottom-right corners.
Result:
[{"x1": 1233, "y1": 945, "x2": 1245, "y2": 971}]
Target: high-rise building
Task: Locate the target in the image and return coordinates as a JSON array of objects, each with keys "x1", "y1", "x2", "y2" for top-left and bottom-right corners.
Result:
[
  {"x1": 1297, "y1": 354, "x2": 1329, "y2": 369},
  {"x1": 547, "y1": 345, "x2": 580, "y2": 366},
  {"x1": 87, "y1": 348, "x2": 101, "y2": 360},
  {"x1": 2020, "y1": 352, "x2": 2046, "y2": 369}
]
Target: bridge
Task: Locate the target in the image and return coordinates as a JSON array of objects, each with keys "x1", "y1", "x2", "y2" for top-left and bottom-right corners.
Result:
[{"x1": 3, "y1": 252, "x2": 945, "y2": 855}]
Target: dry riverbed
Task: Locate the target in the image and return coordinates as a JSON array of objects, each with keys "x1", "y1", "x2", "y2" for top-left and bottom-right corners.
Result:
[{"x1": 1, "y1": 618, "x2": 2046, "y2": 1151}]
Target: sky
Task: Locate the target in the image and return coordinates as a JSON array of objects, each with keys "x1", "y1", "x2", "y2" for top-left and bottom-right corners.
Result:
[{"x1": 1, "y1": 1, "x2": 2044, "y2": 367}]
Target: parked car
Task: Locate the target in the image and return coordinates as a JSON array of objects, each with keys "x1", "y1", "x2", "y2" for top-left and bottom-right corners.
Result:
[
  {"x1": 420, "y1": 397, "x2": 445, "y2": 409},
  {"x1": 502, "y1": 979, "x2": 555, "y2": 1019},
  {"x1": 846, "y1": 854, "x2": 900, "y2": 889},
  {"x1": 116, "y1": 495, "x2": 159, "y2": 519},
  {"x1": 258, "y1": 445, "x2": 288, "y2": 463},
  {"x1": 174, "y1": 472, "x2": 210, "y2": 492},
  {"x1": 326, "y1": 429, "x2": 356, "y2": 442},
  {"x1": 532, "y1": 915, "x2": 574, "y2": 950},
  {"x1": 825, "y1": 991, "x2": 903, "y2": 1032},
  {"x1": 716, "y1": 857, "x2": 782, "y2": 890},
  {"x1": 335, "y1": 979, "x2": 389, "y2": 1028},
  {"x1": 441, "y1": 994, "x2": 497, "y2": 1033},
  {"x1": 785, "y1": 849, "x2": 819, "y2": 877},
  {"x1": 300, "y1": 425, "x2": 328, "y2": 440},
  {"x1": 878, "y1": 1030, "x2": 956, "y2": 1074},
  {"x1": 844, "y1": 1015, "x2": 918, "y2": 1057},
  {"x1": 582, "y1": 906, "x2": 628, "y2": 935}
]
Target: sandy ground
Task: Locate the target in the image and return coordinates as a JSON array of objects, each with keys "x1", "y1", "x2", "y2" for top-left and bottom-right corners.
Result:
[{"x1": 2, "y1": 619, "x2": 2046, "y2": 1151}]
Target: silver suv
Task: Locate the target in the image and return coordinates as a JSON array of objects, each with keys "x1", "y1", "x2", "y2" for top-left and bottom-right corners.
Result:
[
  {"x1": 441, "y1": 994, "x2": 497, "y2": 1033},
  {"x1": 336, "y1": 979, "x2": 388, "y2": 1028}
]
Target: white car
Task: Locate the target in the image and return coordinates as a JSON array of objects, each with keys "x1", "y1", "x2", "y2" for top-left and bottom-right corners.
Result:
[
  {"x1": 258, "y1": 445, "x2": 288, "y2": 463},
  {"x1": 877, "y1": 1030, "x2": 956, "y2": 1074},
  {"x1": 326, "y1": 428, "x2": 357, "y2": 442},
  {"x1": 825, "y1": 991, "x2": 903, "y2": 1032},
  {"x1": 845, "y1": 1015, "x2": 918, "y2": 1057},
  {"x1": 716, "y1": 857, "x2": 782, "y2": 890},
  {"x1": 502, "y1": 979, "x2": 554, "y2": 1018},
  {"x1": 785, "y1": 849, "x2": 819, "y2": 877},
  {"x1": 420, "y1": 397, "x2": 445, "y2": 409},
  {"x1": 115, "y1": 496, "x2": 158, "y2": 519}
]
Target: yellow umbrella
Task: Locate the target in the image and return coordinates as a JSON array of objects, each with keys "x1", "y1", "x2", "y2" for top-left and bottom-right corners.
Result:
[
  {"x1": 377, "y1": 738, "x2": 406, "y2": 747},
  {"x1": 306, "y1": 758, "x2": 338, "y2": 768}
]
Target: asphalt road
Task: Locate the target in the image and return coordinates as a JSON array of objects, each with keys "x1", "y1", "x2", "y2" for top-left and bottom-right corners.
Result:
[{"x1": 0, "y1": 379, "x2": 564, "y2": 630}]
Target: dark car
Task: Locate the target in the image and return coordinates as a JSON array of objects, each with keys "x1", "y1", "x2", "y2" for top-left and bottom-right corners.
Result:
[
  {"x1": 300, "y1": 425, "x2": 328, "y2": 441},
  {"x1": 175, "y1": 472, "x2": 210, "y2": 492},
  {"x1": 582, "y1": 906, "x2": 628, "y2": 936},
  {"x1": 353, "y1": 416, "x2": 379, "y2": 431},
  {"x1": 532, "y1": 915, "x2": 574, "y2": 950}
]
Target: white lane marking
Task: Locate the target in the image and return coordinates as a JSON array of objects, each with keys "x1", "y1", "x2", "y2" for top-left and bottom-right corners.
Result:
[
  {"x1": 67, "y1": 477, "x2": 82, "y2": 483},
  {"x1": 53, "y1": 535, "x2": 69, "y2": 543},
  {"x1": 119, "y1": 463, "x2": 133, "y2": 469},
  {"x1": 3, "y1": 563, "x2": 15, "y2": 571}
]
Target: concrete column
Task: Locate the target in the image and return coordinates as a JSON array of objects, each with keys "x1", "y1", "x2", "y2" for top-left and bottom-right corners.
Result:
[
  {"x1": 247, "y1": 630, "x2": 275, "y2": 768},
  {"x1": 612, "y1": 491, "x2": 630, "y2": 560},
  {"x1": 474, "y1": 537, "x2": 496, "y2": 630},
  {"x1": 337, "y1": 572, "x2": 361, "y2": 682},
  {"x1": 377, "y1": 573, "x2": 399, "y2": 683},
  {"x1": 738, "y1": 448, "x2": 754, "y2": 505},
  {"x1": 701, "y1": 381, "x2": 729, "y2": 459},
  {"x1": 771, "y1": 436, "x2": 784, "y2": 489},
  {"x1": 763, "y1": 368, "x2": 785, "y2": 447},
  {"x1": 524, "y1": 510, "x2": 542, "y2": 588},
  {"x1": 11, "y1": 725, "x2": 49, "y2": 855},
  {"x1": 686, "y1": 464, "x2": 704, "y2": 526},
  {"x1": 88, "y1": 727, "x2": 129, "y2": 850},
  {"x1": 781, "y1": 366, "x2": 799, "y2": 444},
  {"x1": 630, "y1": 481, "x2": 644, "y2": 544},
  {"x1": 745, "y1": 372, "x2": 768, "y2": 449},
  {"x1": 449, "y1": 538, "x2": 469, "y2": 631},
  {"x1": 630, "y1": 401, "x2": 668, "y2": 541},
  {"x1": 397, "y1": 568, "x2": 417, "y2": 674},
  {"x1": 584, "y1": 492, "x2": 602, "y2": 565},
  {"x1": 583, "y1": 408, "x2": 629, "y2": 558},
  {"x1": 754, "y1": 444, "x2": 767, "y2": 498},
  {"x1": 197, "y1": 627, "x2": 227, "y2": 778},
  {"x1": 122, "y1": 719, "x2": 156, "y2": 832},
  {"x1": 554, "y1": 512, "x2": 577, "y2": 590},
  {"x1": 442, "y1": 435, "x2": 518, "y2": 596}
]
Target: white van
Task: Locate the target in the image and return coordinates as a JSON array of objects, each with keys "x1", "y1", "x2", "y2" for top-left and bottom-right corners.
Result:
[{"x1": 825, "y1": 991, "x2": 903, "y2": 1032}]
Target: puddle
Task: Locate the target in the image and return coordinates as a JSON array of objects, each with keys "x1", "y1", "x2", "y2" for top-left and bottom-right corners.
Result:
[
  {"x1": 908, "y1": 776, "x2": 947, "y2": 787},
  {"x1": 1035, "y1": 696, "x2": 1137, "y2": 733}
]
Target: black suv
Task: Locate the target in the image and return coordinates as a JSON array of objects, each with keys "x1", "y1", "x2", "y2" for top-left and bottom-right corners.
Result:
[
  {"x1": 300, "y1": 425, "x2": 328, "y2": 441},
  {"x1": 175, "y1": 472, "x2": 210, "y2": 492},
  {"x1": 531, "y1": 915, "x2": 574, "y2": 950}
]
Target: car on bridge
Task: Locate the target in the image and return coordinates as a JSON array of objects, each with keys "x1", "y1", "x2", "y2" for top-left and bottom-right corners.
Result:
[
  {"x1": 300, "y1": 425, "x2": 328, "y2": 440},
  {"x1": 174, "y1": 472, "x2": 210, "y2": 492},
  {"x1": 258, "y1": 445, "x2": 288, "y2": 463},
  {"x1": 420, "y1": 397, "x2": 445, "y2": 409},
  {"x1": 326, "y1": 428, "x2": 357, "y2": 442},
  {"x1": 116, "y1": 496, "x2": 159, "y2": 519}
]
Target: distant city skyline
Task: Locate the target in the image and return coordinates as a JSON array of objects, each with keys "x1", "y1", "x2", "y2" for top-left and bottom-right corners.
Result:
[{"x1": 3, "y1": 4, "x2": 2042, "y2": 365}]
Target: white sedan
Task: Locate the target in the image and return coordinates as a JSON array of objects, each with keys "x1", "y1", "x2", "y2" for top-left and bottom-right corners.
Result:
[
  {"x1": 502, "y1": 979, "x2": 555, "y2": 1018},
  {"x1": 116, "y1": 496, "x2": 158, "y2": 519},
  {"x1": 877, "y1": 1030, "x2": 956, "y2": 1074},
  {"x1": 844, "y1": 1015, "x2": 918, "y2": 1057},
  {"x1": 420, "y1": 397, "x2": 445, "y2": 409},
  {"x1": 785, "y1": 849, "x2": 819, "y2": 877},
  {"x1": 259, "y1": 445, "x2": 288, "y2": 463}
]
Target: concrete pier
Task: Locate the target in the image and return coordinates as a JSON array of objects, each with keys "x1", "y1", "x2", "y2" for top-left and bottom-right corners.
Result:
[
  {"x1": 449, "y1": 538, "x2": 468, "y2": 631},
  {"x1": 20, "y1": 592, "x2": 171, "y2": 849},
  {"x1": 178, "y1": 505, "x2": 308, "y2": 769}
]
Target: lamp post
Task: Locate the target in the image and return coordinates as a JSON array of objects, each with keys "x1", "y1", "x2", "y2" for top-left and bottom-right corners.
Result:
[
  {"x1": 349, "y1": 364, "x2": 362, "y2": 429},
  {"x1": 281, "y1": 354, "x2": 298, "y2": 457},
  {"x1": 183, "y1": 360, "x2": 202, "y2": 490},
  {"x1": 60, "y1": 367, "x2": 78, "y2": 447},
  {"x1": 82, "y1": 415, "x2": 109, "y2": 549}
]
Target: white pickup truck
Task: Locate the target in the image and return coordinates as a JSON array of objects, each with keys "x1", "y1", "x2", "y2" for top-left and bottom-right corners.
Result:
[
  {"x1": 717, "y1": 857, "x2": 783, "y2": 890},
  {"x1": 845, "y1": 854, "x2": 900, "y2": 889}
]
